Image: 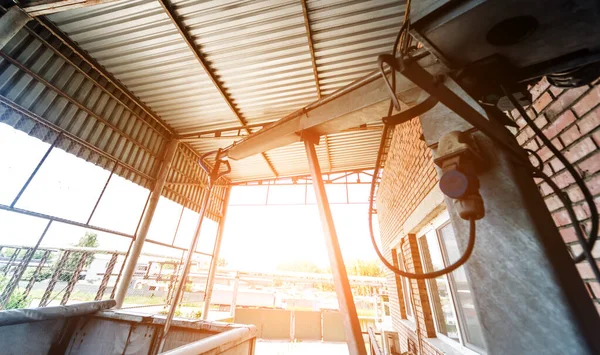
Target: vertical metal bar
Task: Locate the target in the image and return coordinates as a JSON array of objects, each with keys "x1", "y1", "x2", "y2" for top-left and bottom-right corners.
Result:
[
  {"x1": 0, "y1": 6, "x2": 31, "y2": 50},
  {"x1": 2, "y1": 248, "x2": 20, "y2": 276},
  {"x1": 159, "y1": 185, "x2": 213, "y2": 351},
  {"x1": 11, "y1": 133, "x2": 62, "y2": 208},
  {"x1": 114, "y1": 139, "x2": 179, "y2": 308},
  {"x1": 265, "y1": 182, "x2": 270, "y2": 205},
  {"x1": 171, "y1": 203, "x2": 186, "y2": 246},
  {"x1": 95, "y1": 253, "x2": 118, "y2": 301},
  {"x1": 24, "y1": 249, "x2": 51, "y2": 299},
  {"x1": 0, "y1": 219, "x2": 52, "y2": 308},
  {"x1": 202, "y1": 186, "x2": 232, "y2": 320},
  {"x1": 61, "y1": 252, "x2": 88, "y2": 305},
  {"x1": 39, "y1": 250, "x2": 71, "y2": 307},
  {"x1": 304, "y1": 139, "x2": 366, "y2": 355},
  {"x1": 86, "y1": 161, "x2": 118, "y2": 224},
  {"x1": 110, "y1": 239, "x2": 133, "y2": 299}
]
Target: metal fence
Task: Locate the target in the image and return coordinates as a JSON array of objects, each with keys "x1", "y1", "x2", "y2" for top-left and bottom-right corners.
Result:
[{"x1": 0, "y1": 115, "x2": 225, "y2": 313}]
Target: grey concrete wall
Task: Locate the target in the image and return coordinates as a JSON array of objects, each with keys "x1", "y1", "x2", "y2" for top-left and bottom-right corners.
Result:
[
  {"x1": 322, "y1": 311, "x2": 345, "y2": 342},
  {"x1": 294, "y1": 311, "x2": 321, "y2": 340},
  {"x1": 235, "y1": 308, "x2": 291, "y2": 340}
]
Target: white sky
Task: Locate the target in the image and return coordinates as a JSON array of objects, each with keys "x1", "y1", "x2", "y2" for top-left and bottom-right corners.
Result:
[{"x1": 0, "y1": 123, "x2": 380, "y2": 270}]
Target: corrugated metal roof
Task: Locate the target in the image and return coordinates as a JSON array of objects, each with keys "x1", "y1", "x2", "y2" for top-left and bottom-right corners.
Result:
[{"x1": 39, "y1": 0, "x2": 406, "y2": 182}]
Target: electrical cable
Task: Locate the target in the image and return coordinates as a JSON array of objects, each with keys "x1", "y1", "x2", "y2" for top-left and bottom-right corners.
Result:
[
  {"x1": 368, "y1": 126, "x2": 477, "y2": 279},
  {"x1": 502, "y1": 86, "x2": 598, "y2": 264},
  {"x1": 368, "y1": 0, "x2": 478, "y2": 280},
  {"x1": 523, "y1": 149, "x2": 600, "y2": 282}
]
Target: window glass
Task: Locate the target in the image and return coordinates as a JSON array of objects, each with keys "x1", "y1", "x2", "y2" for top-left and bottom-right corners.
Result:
[
  {"x1": 420, "y1": 231, "x2": 460, "y2": 342},
  {"x1": 397, "y1": 251, "x2": 414, "y2": 319},
  {"x1": 438, "y1": 223, "x2": 486, "y2": 350}
]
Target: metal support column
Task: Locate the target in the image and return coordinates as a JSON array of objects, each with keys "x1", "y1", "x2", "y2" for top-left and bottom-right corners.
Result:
[
  {"x1": 159, "y1": 186, "x2": 213, "y2": 352},
  {"x1": 114, "y1": 139, "x2": 179, "y2": 308},
  {"x1": 304, "y1": 139, "x2": 366, "y2": 355},
  {"x1": 0, "y1": 6, "x2": 30, "y2": 50},
  {"x1": 202, "y1": 186, "x2": 232, "y2": 320},
  {"x1": 419, "y1": 98, "x2": 600, "y2": 354}
]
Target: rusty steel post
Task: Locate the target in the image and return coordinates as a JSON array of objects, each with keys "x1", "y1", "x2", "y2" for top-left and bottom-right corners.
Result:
[
  {"x1": 61, "y1": 252, "x2": 89, "y2": 305},
  {"x1": 24, "y1": 250, "x2": 51, "y2": 298},
  {"x1": 39, "y1": 250, "x2": 71, "y2": 307},
  {"x1": 202, "y1": 186, "x2": 232, "y2": 320},
  {"x1": 304, "y1": 138, "x2": 366, "y2": 355},
  {"x1": 114, "y1": 139, "x2": 179, "y2": 308},
  {"x1": 95, "y1": 253, "x2": 118, "y2": 301},
  {"x1": 0, "y1": 219, "x2": 52, "y2": 308}
]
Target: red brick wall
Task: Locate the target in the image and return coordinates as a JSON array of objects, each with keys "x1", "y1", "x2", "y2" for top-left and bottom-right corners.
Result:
[
  {"x1": 377, "y1": 117, "x2": 438, "y2": 351},
  {"x1": 377, "y1": 78, "x2": 600, "y2": 353},
  {"x1": 511, "y1": 78, "x2": 600, "y2": 311}
]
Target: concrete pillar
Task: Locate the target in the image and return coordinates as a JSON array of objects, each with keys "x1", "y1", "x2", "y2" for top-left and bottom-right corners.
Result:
[
  {"x1": 202, "y1": 186, "x2": 232, "y2": 320},
  {"x1": 304, "y1": 139, "x2": 366, "y2": 355},
  {"x1": 230, "y1": 272, "x2": 240, "y2": 318},
  {"x1": 418, "y1": 82, "x2": 600, "y2": 354},
  {"x1": 114, "y1": 139, "x2": 179, "y2": 308},
  {"x1": 0, "y1": 7, "x2": 31, "y2": 50}
]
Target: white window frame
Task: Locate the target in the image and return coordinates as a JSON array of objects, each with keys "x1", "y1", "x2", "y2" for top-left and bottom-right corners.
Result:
[
  {"x1": 416, "y1": 210, "x2": 486, "y2": 355},
  {"x1": 395, "y1": 245, "x2": 415, "y2": 324}
]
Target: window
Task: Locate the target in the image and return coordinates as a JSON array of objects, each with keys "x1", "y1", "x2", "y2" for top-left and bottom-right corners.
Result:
[
  {"x1": 419, "y1": 217, "x2": 486, "y2": 353},
  {"x1": 396, "y1": 249, "x2": 414, "y2": 321}
]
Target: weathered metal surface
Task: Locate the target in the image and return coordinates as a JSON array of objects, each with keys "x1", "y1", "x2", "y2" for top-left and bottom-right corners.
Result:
[
  {"x1": 37, "y1": 0, "x2": 407, "y2": 181},
  {"x1": 22, "y1": 0, "x2": 125, "y2": 17},
  {"x1": 0, "y1": 300, "x2": 115, "y2": 326},
  {"x1": 420, "y1": 105, "x2": 600, "y2": 354}
]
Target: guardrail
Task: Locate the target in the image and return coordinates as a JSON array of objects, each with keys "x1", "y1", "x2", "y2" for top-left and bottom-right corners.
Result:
[{"x1": 161, "y1": 326, "x2": 257, "y2": 355}]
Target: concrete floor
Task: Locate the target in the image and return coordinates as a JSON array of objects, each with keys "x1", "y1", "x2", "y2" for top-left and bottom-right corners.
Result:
[{"x1": 255, "y1": 340, "x2": 349, "y2": 355}]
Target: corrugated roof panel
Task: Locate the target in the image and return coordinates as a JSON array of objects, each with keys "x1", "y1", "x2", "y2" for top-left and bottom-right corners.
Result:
[
  {"x1": 34, "y1": 0, "x2": 403, "y2": 183},
  {"x1": 173, "y1": 0, "x2": 319, "y2": 125},
  {"x1": 0, "y1": 15, "x2": 171, "y2": 188},
  {"x1": 48, "y1": 0, "x2": 241, "y2": 134},
  {"x1": 308, "y1": 0, "x2": 404, "y2": 96}
]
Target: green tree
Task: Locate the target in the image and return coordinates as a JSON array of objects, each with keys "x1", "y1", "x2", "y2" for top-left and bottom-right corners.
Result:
[
  {"x1": 58, "y1": 232, "x2": 99, "y2": 282},
  {"x1": 346, "y1": 260, "x2": 384, "y2": 277},
  {"x1": 217, "y1": 257, "x2": 228, "y2": 267},
  {"x1": 0, "y1": 276, "x2": 29, "y2": 309},
  {"x1": 277, "y1": 260, "x2": 324, "y2": 274}
]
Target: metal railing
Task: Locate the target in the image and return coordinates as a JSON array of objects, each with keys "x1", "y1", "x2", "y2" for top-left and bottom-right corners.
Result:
[{"x1": 161, "y1": 325, "x2": 257, "y2": 355}]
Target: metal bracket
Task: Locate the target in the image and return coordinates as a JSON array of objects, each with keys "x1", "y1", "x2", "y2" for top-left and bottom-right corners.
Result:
[
  {"x1": 378, "y1": 54, "x2": 527, "y2": 164},
  {"x1": 199, "y1": 149, "x2": 231, "y2": 185}
]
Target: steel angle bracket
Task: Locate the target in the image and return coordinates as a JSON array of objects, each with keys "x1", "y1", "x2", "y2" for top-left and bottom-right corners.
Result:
[{"x1": 378, "y1": 54, "x2": 525, "y2": 161}]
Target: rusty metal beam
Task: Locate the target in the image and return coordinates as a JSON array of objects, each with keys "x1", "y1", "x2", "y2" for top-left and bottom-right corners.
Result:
[
  {"x1": 304, "y1": 138, "x2": 366, "y2": 355},
  {"x1": 300, "y1": 0, "x2": 321, "y2": 99},
  {"x1": 158, "y1": 0, "x2": 278, "y2": 177},
  {"x1": 21, "y1": 0, "x2": 123, "y2": 17}
]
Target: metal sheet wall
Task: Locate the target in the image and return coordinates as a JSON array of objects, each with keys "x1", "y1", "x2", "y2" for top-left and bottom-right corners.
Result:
[
  {"x1": 0, "y1": 12, "x2": 171, "y2": 188},
  {"x1": 0, "y1": 9, "x2": 224, "y2": 222}
]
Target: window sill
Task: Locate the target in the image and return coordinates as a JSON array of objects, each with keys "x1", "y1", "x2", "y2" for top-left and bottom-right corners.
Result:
[{"x1": 425, "y1": 337, "x2": 483, "y2": 355}]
